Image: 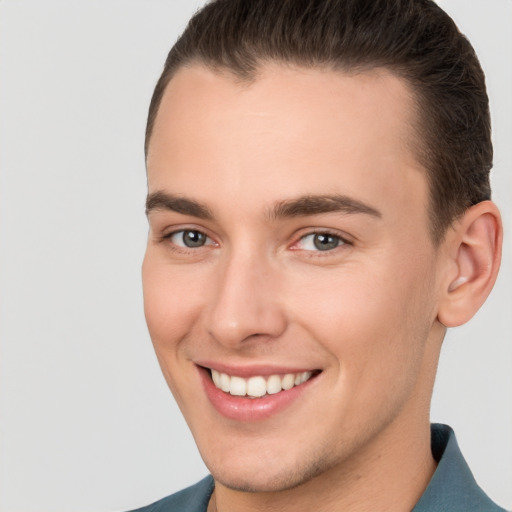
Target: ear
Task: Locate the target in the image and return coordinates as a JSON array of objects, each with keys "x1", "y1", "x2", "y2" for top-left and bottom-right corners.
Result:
[{"x1": 437, "y1": 201, "x2": 502, "y2": 328}]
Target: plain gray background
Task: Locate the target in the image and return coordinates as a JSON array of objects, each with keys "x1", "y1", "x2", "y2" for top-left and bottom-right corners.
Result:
[{"x1": 0, "y1": 1, "x2": 510, "y2": 511}]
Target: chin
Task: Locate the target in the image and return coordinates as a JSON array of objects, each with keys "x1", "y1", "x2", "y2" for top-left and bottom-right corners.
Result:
[
  {"x1": 212, "y1": 468, "x2": 319, "y2": 494},
  {"x1": 204, "y1": 448, "x2": 336, "y2": 493}
]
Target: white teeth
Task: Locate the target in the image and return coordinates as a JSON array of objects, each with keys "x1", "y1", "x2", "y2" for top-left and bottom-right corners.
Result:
[
  {"x1": 211, "y1": 369, "x2": 221, "y2": 388},
  {"x1": 220, "y1": 372, "x2": 230, "y2": 393},
  {"x1": 294, "y1": 371, "x2": 312, "y2": 385},
  {"x1": 247, "y1": 376, "x2": 267, "y2": 397},
  {"x1": 281, "y1": 373, "x2": 295, "y2": 390},
  {"x1": 266, "y1": 375, "x2": 282, "y2": 394},
  {"x1": 210, "y1": 369, "x2": 315, "y2": 397},
  {"x1": 229, "y1": 376, "x2": 247, "y2": 396},
  {"x1": 300, "y1": 371, "x2": 312, "y2": 384}
]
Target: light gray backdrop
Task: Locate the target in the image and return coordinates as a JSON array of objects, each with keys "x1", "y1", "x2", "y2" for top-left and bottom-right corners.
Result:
[{"x1": 0, "y1": 1, "x2": 510, "y2": 511}]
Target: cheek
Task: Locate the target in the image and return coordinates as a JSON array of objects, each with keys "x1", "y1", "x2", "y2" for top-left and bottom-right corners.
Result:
[
  {"x1": 288, "y1": 258, "x2": 434, "y2": 384},
  {"x1": 142, "y1": 252, "x2": 205, "y2": 359},
  {"x1": 142, "y1": 253, "x2": 211, "y2": 416}
]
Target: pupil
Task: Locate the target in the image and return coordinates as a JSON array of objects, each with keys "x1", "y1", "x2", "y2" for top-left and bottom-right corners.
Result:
[
  {"x1": 183, "y1": 230, "x2": 206, "y2": 248},
  {"x1": 313, "y1": 233, "x2": 338, "y2": 251}
]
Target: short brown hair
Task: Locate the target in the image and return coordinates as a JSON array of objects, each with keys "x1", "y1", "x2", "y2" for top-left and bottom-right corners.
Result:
[{"x1": 145, "y1": 0, "x2": 492, "y2": 242}]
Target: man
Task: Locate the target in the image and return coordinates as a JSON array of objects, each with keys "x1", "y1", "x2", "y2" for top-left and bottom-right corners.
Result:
[{"x1": 135, "y1": 0, "x2": 505, "y2": 510}]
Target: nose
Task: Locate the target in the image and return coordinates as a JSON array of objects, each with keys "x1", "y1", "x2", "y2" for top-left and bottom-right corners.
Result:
[{"x1": 205, "y1": 249, "x2": 287, "y2": 348}]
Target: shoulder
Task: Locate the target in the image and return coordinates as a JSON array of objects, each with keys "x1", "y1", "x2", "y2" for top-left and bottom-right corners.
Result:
[
  {"x1": 127, "y1": 475, "x2": 214, "y2": 512},
  {"x1": 413, "y1": 424, "x2": 508, "y2": 512}
]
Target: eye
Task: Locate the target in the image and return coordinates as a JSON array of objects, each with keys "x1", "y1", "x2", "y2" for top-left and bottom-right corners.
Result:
[
  {"x1": 168, "y1": 229, "x2": 212, "y2": 248},
  {"x1": 296, "y1": 232, "x2": 345, "y2": 251}
]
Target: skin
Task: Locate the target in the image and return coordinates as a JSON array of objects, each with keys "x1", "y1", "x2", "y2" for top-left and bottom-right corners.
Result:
[{"x1": 142, "y1": 64, "x2": 499, "y2": 512}]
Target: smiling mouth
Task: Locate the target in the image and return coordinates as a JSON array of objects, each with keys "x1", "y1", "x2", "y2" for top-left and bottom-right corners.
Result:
[{"x1": 209, "y1": 368, "x2": 319, "y2": 398}]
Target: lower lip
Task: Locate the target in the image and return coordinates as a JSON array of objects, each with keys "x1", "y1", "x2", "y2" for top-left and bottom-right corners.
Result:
[{"x1": 199, "y1": 367, "x2": 318, "y2": 422}]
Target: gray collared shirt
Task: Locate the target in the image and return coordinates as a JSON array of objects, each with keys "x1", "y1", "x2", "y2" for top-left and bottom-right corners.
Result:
[
  {"x1": 413, "y1": 424, "x2": 507, "y2": 511},
  {"x1": 132, "y1": 424, "x2": 507, "y2": 512}
]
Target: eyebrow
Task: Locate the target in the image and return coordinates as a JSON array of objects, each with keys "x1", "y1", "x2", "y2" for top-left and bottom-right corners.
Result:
[
  {"x1": 145, "y1": 191, "x2": 381, "y2": 221},
  {"x1": 146, "y1": 191, "x2": 213, "y2": 219},
  {"x1": 269, "y1": 194, "x2": 382, "y2": 220}
]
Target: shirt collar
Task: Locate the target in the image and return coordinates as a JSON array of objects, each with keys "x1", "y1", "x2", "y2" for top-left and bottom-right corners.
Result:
[{"x1": 413, "y1": 423, "x2": 505, "y2": 511}]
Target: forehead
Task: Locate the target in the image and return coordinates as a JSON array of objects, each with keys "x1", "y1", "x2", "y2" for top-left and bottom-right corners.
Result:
[
  {"x1": 147, "y1": 64, "x2": 429, "y2": 232},
  {"x1": 148, "y1": 64, "x2": 419, "y2": 166}
]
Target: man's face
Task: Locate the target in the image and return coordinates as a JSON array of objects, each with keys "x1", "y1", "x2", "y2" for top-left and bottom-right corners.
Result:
[{"x1": 143, "y1": 65, "x2": 445, "y2": 491}]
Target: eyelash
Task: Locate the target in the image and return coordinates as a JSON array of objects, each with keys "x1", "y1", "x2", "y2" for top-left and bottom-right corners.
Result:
[
  {"x1": 291, "y1": 230, "x2": 351, "y2": 253},
  {"x1": 159, "y1": 228, "x2": 352, "y2": 255},
  {"x1": 160, "y1": 229, "x2": 216, "y2": 251}
]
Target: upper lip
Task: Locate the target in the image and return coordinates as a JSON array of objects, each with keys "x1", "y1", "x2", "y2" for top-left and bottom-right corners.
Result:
[{"x1": 196, "y1": 361, "x2": 320, "y2": 378}]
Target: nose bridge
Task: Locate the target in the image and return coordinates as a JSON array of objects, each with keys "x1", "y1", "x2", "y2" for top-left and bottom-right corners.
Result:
[{"x1": 207, "y1": 245, "x2": 286, "y2": 347}]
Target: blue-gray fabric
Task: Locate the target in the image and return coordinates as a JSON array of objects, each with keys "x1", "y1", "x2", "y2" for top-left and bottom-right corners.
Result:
[
  {"x1": 413, "y1": 424, "x2": 507, "y2": 511},
  {"x1": 130, "y1": 424, "x2": 507, "y2": 512}
]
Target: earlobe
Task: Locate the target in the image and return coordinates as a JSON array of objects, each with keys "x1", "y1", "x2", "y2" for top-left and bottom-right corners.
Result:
[{"x1": 437, "y1": 201, "x2": 502, "y2": 328}]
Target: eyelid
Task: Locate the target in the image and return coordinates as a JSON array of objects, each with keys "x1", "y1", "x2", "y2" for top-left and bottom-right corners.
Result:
[
  {"x1": 156, "y1": 224, "x2": 352, "y2": 253},
  {"x1": 160, "y1": 226, "x2": 218, "y2": 249},
  {"x1": 290, "y1": 228, "x2": 352, "y2": 252}
]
